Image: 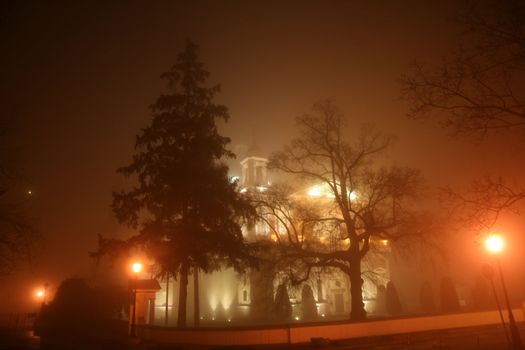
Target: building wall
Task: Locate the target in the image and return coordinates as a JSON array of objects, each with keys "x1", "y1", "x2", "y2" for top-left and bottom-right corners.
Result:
[{"x1": 152, "y1": 153, "x2": 393, "y2": 325}]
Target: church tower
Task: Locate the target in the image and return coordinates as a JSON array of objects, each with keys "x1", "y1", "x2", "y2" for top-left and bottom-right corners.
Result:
[{"x1": 240, "y1": 139, "x2": 269, "y2": 190}]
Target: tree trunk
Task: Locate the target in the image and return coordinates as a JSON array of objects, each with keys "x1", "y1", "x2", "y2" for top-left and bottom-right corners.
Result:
[
  {"x1": 165, "y1": 271, "x2": 170, "y2": 326},
  {"x1": 177, "y1": 264, "x2": 188, "y2": 327},
  {"x1": 349, "y1": 258, "x2": 366, "y2": 320},
  {"x1": 193, "y1": 267, "x2": 200, "y2": 327}
]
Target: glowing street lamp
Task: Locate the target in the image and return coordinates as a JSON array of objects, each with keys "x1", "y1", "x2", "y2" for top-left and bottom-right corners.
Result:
[
  {"x1": 129, "y1": 261, "x2": 142, "y2": 338},
  {"x1": 132, "y1": 262, "x2": 143, "y2": 274},
  {"x1": 483, "y1": 233, "x2": 522, "y2": 349},
  {"x1": 485, "y1": 234, "x2": 505, "y2": 254},
  {"x1": 35, "y1": 289, "x2": 45, "y2": 299},
  {"x1": 35, "y1": 283, "x2": 49, "y2": 307}
]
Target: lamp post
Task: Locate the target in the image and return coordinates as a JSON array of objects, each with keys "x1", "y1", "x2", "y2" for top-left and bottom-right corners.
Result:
[
  {"x1": 130, "y1": 261, "x2": 142, "y2": 338},
  {"x1": 484, "y1": 234, "x2": 523, "y2": 349},
  {"x1": 482, "y1": 263, "x2": 511, "y2": 347}
]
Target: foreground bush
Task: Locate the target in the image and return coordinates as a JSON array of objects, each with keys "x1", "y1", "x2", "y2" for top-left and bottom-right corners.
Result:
[{"x1": 35, "y1": 278, "x2": 127, "y2": 340}]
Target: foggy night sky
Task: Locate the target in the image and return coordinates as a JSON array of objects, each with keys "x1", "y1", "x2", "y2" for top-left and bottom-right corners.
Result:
[{"x1": 1, "y1": 1, "x2": 524, "y2": 311}]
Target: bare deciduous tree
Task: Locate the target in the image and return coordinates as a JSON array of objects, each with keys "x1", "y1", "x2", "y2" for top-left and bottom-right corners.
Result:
[
  {"x1": 401, "y1": 0, "x2": 525, "y2": 137},
  {"x1": 400, "y1": 0, "x2": 525, "y2": 226},
  {"x1": 255, "y1": 100, "x2": 422, "y2": 320}
]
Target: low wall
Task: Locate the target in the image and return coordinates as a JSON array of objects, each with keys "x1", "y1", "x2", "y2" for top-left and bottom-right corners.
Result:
[{"x1": 139, "y1": 307, "x2": 524, "y2": 346}]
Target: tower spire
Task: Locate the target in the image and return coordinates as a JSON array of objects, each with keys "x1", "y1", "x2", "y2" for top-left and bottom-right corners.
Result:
[{"x1": 246, "y1": 127, "x2": 262, "y2": 158}]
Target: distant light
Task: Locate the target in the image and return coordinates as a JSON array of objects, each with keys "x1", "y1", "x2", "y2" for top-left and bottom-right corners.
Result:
[
  {"x1": 211, "y1": 317, "x2": 215, "y2": 321},
  {"x1": 131, "y1": 262, "x2": 143, "y2": 274},
  {"x1": 349, "y1": 191, "x2": 357, "y2": 201},
  {"x1": 256, "y1": 186, "x2": 267, "y2": 192},
  {"x1": 294, "y1": 316, "x2": 300, "y2": 321},
  {"x1": 35, "y1": 289, "x2": 45, "y2": 299},
  {"x1": 485, "y1": 234, "x2": 505, "y2": 254},
  {"x1": 381, "y1": 239, "x2": 389, "y2": 246},
  {"x1": 307, "y1": 185, "x2": 321, "y2": 197},
  {"x1": 240, "y1": 188, "x2": 247, "y2": 193},
  {"x1": 227, "y1": 318, "x2": 231, "y2": 322},
  {"x1": 321, "y1": 313, "x2": 326, "y2": 317},
  {"x1": 27, "y1": 189, "x2": 33, "y2": 195}
]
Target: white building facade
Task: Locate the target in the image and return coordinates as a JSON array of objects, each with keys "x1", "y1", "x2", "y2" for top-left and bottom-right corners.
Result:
[{"x1": 152, "y1": 146, "x2": 391, "y2": 326}]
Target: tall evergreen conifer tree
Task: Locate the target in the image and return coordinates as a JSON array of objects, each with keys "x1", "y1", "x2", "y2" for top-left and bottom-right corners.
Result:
[{"x1": 111, "y1": 42, "x2": 254, "y2": 327}]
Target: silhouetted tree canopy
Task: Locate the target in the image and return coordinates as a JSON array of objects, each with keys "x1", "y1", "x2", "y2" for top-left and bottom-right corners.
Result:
[
  {"x1": 401, "y1": 0, "x2": 525, "y2": 228},
  {"x1": 96, "y1": 41, "x2": 255, "y2": 327},
  {"x1": 401, "y1": 0, "x2": 525, "y2": 137}
]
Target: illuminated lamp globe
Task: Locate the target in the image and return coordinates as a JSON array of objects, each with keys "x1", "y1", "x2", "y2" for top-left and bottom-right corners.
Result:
[
  {"x1": 131, "y1": 262, "x2": 143, "y2": 274},
  {"x1": 485, "y1": 234, "x2": 505, "y2": 254},
  {"x1": 36, "y1": 289, "x2": 45, "y2": 299}
]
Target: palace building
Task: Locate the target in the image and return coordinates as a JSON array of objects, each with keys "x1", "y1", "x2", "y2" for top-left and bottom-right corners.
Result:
[{"x1": 147, "y1": 144, "x2": 392, "y2": 326}]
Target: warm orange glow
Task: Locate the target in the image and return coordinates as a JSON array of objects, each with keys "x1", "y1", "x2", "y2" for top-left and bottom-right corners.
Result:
[
  {"x1": 485, "y1": 234, "x2": 505, "y2": 254},
  {"x1": 381, "y1": 239, "x2": 389, "y2": 246},
  {"x1": 131, "y1": 262, "x2": 143, "y2": 274},
  {"x1": 307, "y1": 185, "x2": 321, "y2": 197},
  {"x1": 35, "y1": 289, "x2": 45, "y2": 299}
]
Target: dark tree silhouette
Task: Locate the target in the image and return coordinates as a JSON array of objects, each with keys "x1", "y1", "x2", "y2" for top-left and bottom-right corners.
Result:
[
  {"x1": 35, "y1": 278, "x2": 126, "y2": 341},
  {"x1": 401, "y1": 0, "x2": 525, "y2": 137},
  {"x1": 257, "y1": 100, "x2": 423, "y2": 320},
  {"x1": 419, "y1": 280, "x2": 436, "y2": 314},
  {"x1": 472, "y1": 275, "x2": 491, "y2": 309},
  {"x1": 300, "y1": 284, "x2": 318, "y2": 321},
  {"x1": 273, "y1": 284, "x2": 292, "y2": 321},
  {"x1": 386, "y1": 281, "x2": 402, "y2": 316},
  {"x1": 401, "y1": 0, "x2": 525, "y2": 227},
  {"x1": 98, "y1": 42, "x2": 255, "y2": 327},
  {"x1": 374, "y1": 284, "x2": 387, "y2": 315},
  {"x1": 440, "y1": 276, "x2": 461, "y2": 313}
]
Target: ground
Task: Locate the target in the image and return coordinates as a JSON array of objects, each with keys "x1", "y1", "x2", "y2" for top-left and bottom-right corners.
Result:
[{"x1": 0, "y1": 323, "x2": 523, "y2": 350}]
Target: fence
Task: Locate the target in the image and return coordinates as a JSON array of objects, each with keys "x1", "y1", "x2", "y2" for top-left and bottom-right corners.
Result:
[
  {"x1": 0, "y1": 313, "x2": 37, "y2": 331},
  {"x1": 138, "y1": 307, "x2": 525, "y2": 346}
]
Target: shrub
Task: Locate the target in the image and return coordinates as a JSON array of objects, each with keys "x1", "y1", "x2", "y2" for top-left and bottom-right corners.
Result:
[
  {"x1": 386, "y1": 281, "x2": 402, "y2": 316},
  {"x1": 419, "y1": 281, "x2": 436, "y2": 314},
  {"x1": 440, "y1": 276, "x2": 460, "y2": 312},
  {"x1": 300, "y1": 284, "x2": 318, "y2": 321},
  {"x1": 273, "y1": 284, "x2": 292, "y2": 321},
  {"x1": 472, "y1": 275, "x2": 491, "y2": 310},
  {"x1": 374, "y1": 285, "x2": 387, "y2": 315},
  {"x1": 35, "y1": 278, "x2": 127, "y2": 339}
]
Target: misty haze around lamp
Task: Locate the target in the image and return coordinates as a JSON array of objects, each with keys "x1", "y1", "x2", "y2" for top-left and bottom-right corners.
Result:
[
  {"x1": 129, "y1": 261, "x2": 142, "y2": 338},
  {"x1": 483, "y1": 233, "x2": 522, "y2": 349}
]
